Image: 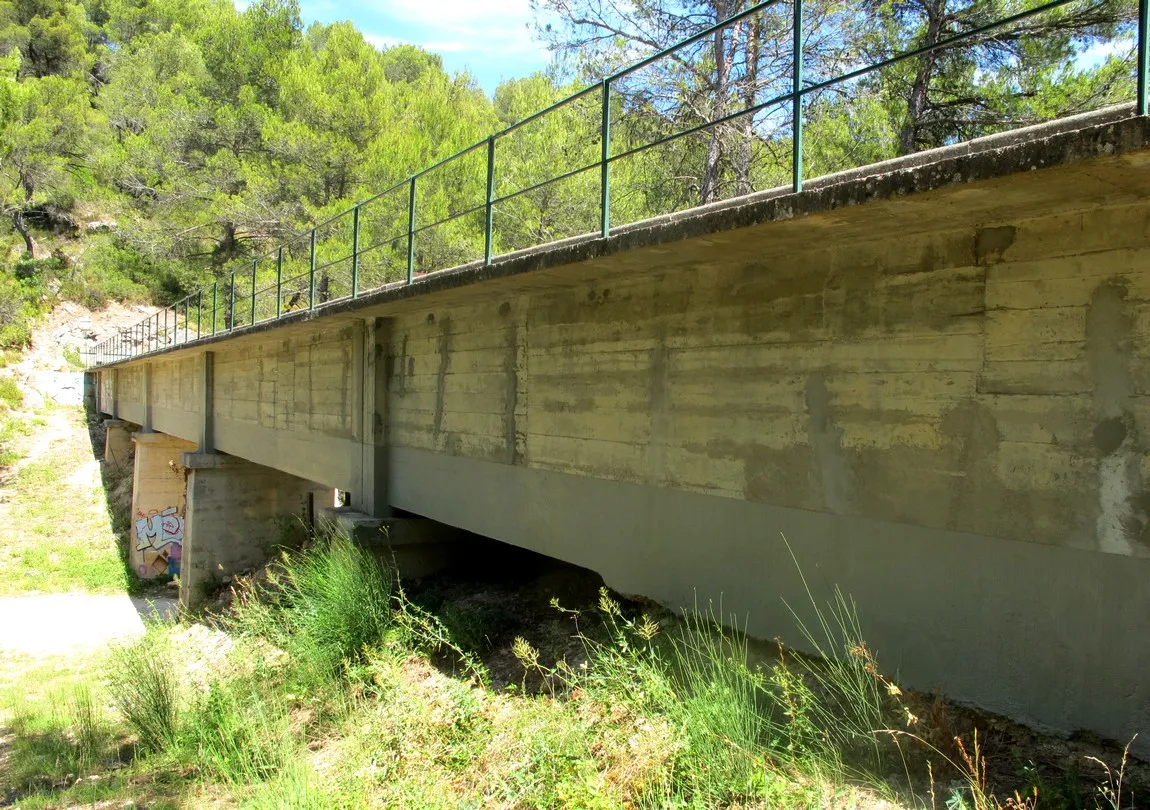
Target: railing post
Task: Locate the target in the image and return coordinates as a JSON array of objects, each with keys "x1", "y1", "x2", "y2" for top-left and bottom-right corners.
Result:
[
  {"x1": 600, "y1": 78, "x2": 611, "y2": 238},
  {"x1": 197, "y1": 290, "x2": 202, "y2": 340},
  {"x1": 352, "y1": 205, "x2": 361, "y2": 298},
  {"x1": 485, "y1": 136, "x2": 496, "y2": 265},
  {"x1": 1140, "y1": 0, "x2": 1149, "y2": 115},
  {"x1": 211, "y1": 282, "x2": 217, "y2": 335},
  {"x1": 229, "y1": 273, "x2": 236, "y2": 331},
  {"x1": 183, "y1": 298, "x2": 189, "y2": 343},
  {"x1": 407, "y1": 176, "x2": 417, "y2": 283},
  {"x1": 276, "y1": 247, "x2": 284, "y2": 318},
  {"x1": 163, "y1": 306, "x2": 168, "y2": 347},
  {"x1": 309, "y1": 229, "x2": 317, "y2": 310},
  {"x1": 250, "y1": 261, "x2": 257, "y2": 326},
  {"x1": 792, "y1": 0, "x2": 803, "y2": 193}
]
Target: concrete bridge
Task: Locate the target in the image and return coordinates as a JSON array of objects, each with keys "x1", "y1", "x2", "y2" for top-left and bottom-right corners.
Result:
[{"x1": 90, "y1": 107, "x2": 1150, "y2": 750}]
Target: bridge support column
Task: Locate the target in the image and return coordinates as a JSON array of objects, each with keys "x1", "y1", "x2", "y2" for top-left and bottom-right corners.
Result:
[
  {"x1": 130, "y1": 432, "x2": 197, "y2": 580},
  {"x1": 103, "y1": 419, "x2": 134, "y2": 467},
  {"x1": 179, "y1": 451, "x2": 331, "y2": 608}
]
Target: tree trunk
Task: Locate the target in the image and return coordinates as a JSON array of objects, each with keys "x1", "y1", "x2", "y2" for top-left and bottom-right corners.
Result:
[
  {"x1": 700, "y1": 2, "x2": 732, "y2": 205},
  {"x1": 899, "y1": 3, "x2": 944, "y2": 155},
  {"x1": 733, "y1": 15, "x2": 761, "y2": 197},
  {"x1": 12, "y1": 210, "x2": 36, "y2": 257},
  {"x1": 215, "y1": 221, "x2": 239, "y2": 266}
]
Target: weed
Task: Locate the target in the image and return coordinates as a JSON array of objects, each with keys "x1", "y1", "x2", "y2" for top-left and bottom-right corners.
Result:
[
  {"x1": 227, "y1": 528, "x2": 393, "y2": 690},
  {"x1": 1086, "y1": 737, "x2": 1136, "y2": 810},
  {"x1": 106, "y1": 628, "x2": 181, "y2": 751},
  {"x1": 68, "y1": 683, "x2": 111, "y2": 770},
  {"x1": 0, "y1": 373, "x2": 21, "y2": 410}
]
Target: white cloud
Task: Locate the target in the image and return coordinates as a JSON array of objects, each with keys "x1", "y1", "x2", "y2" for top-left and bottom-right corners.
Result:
[
  {"x1": 376, "y1": 0, "x2": 545, "y2": 59},
  {"x1": 1077, "y1": 38, "x2": 1134, "y2": 69}
]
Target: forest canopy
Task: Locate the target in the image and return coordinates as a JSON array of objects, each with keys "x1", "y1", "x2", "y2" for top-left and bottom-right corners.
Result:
[{"x1": 0, "y1": 0, "x2": 1136, "y2": 346}]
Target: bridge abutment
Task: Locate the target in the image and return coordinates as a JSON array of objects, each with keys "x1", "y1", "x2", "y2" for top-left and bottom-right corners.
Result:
[{"x1": 179, "y1": 451, "x2": 330, "y2": 608}]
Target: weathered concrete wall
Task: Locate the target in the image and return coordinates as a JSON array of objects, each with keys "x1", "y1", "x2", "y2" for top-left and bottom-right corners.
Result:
[
  {"x1": 131, "y1": 432, "x2": 198, "y2": 579},
  {"x1": 381, "y1": 198, "x2": 1150, "y2": 748},
  {"x1": 180, "y1": 451, "x2": 330, "y2": 607},
  {"x1": 117, "y1": 364, "x2": 145, "y2": 426},
  {"x1": 151, "y1": 355, "x2": 202, "y2": 439},
  {"x1": 112, "y1": 323, "x2": 374, "y2": 501},
  {"x1": 384, "y1": 202, "x2": 1150, "y2": 558}
]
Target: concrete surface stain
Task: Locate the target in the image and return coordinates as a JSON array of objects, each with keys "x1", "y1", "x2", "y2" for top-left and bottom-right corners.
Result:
[{"x1": 1085, "y1": 278, "x2": 1142, "y2": 554}]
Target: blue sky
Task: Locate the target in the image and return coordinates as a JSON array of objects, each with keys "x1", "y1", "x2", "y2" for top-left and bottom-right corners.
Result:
[{"x1": 297, "y1": 0, "x2": 552, "y2": 94}]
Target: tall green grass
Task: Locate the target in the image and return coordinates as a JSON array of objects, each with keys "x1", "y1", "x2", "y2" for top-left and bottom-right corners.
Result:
[
  {"x1": 3, "y1": 682, "x2": 113, "y2": 794},
  {"x1": 226, "y1": 528, "x2": 393, "y2": 687},
  {"x1": 72, "y1": 529, "x2": 1066, "y2": 810},
  {"x1": 179, "y1": 672, "x2": 295, "y2": 785},
  {"x1": 105, "y1": 626, "x2": 180, "y2": 752}
]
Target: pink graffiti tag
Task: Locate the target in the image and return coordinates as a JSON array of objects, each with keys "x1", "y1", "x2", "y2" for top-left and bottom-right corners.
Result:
[{"x1": 135, "y1": 506, "x2": 185, "y2": 552}]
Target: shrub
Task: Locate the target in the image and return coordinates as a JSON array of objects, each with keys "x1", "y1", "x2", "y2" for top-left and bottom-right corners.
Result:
[
  {"x1": 13, "y1": 251, "x2": 63, "y2": 282},
  {"x1": 227, "y1": 528, "x2": 394, "y2": 688},
  {"x1": 61, "y1": 343, "x2": 84, "y2": 370},
  {"x1": 0, "y1": 373, "x2": 22, "y2": 410},
  {"x1": 106, "y1": 628, "x2": 181, "y2": 752},
  {"x1": 59, "y1": 237, "x2": 187, "y2": 308},
  {"x1": 179, "y1": 672, "x2": 294, "y2": 785},
  {"x1": 0, "y1": 272, "x2": 39, "y2": 348}
]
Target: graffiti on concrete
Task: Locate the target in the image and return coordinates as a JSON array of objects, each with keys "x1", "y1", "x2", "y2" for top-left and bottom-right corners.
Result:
[{"x1": 135, "y1": 506, "x2": 184, "y2": 578}]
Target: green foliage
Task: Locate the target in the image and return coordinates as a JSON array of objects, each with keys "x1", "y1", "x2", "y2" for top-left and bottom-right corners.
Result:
[
  {"x1": 2, "y1": 681, "x2": 114, "y2": 795},
  {"x1": 105, "y1": 626, "x2": 181, "y2": 751},
  {"x1": 226, "y1": 527, "x2": 394, "y2": 688},
  {"x1": 0, "y1": 0, "x2": 1129, "y2": 323},
  {"x1": 58, "y1": 238, "x2": 156, "y2": 307},
  {"x1": 178, "y1": 672, "x2": 295, "y2": 785},
  {"x1": 0, "y1": 371, "x2": 21, "y2": 409}
]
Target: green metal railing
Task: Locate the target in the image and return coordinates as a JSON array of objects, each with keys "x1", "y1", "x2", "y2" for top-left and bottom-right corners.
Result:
[{"x1": 90, "y1": 0, "x2": 1145, "y2": 366}]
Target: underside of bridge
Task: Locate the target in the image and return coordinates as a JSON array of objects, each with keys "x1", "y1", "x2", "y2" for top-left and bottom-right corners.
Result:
[{"x1": 93, "y1": 107, "x2": 1150, "y2": 752}]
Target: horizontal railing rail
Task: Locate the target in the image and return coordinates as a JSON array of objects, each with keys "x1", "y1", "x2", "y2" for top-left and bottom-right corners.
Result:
[{"x1": 89, "y1": 0, "x2": 1147, "y2": 367}]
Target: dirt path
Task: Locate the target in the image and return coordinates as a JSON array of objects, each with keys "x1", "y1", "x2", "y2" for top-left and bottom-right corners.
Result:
[
  {"x1": 0, "y1": 593, "x2": 175, "y2": 656},
  {"x1": 0, "y1": 302, "x2": 174, "y2": 656}
]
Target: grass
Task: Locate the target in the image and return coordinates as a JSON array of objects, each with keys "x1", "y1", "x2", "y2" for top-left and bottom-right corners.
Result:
[
  {"x1": 0, "y1": 404, "x2": 129, "y2": 595},
  {"x1": 105, "y1": 626, "x2": 180, "y2": 752},
  {"x1": 5, "y1": 531, "x2": 1135, "y2": 810},
  {"x1": 0, "y1": 373, "x2": 21, "y2": 410}
]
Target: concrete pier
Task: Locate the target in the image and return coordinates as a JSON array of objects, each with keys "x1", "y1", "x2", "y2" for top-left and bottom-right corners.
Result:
[{"x1": 180, "y1": 451, "x2": 329, "y2": 607}]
